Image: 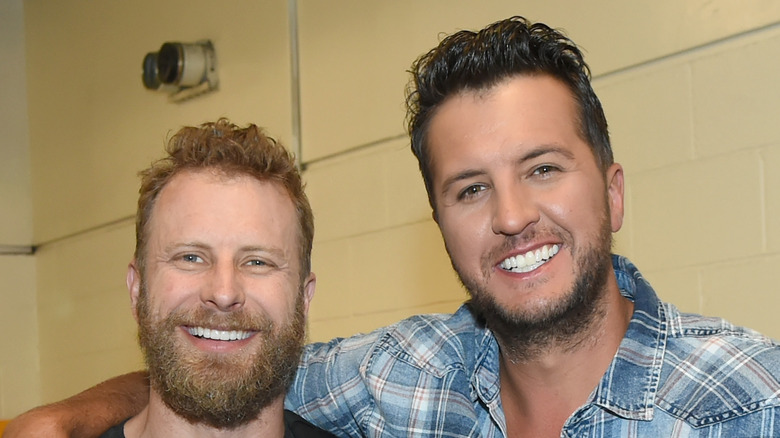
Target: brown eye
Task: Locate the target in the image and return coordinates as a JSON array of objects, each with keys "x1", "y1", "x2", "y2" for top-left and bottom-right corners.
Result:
[
  {"x1": 457, "y1": 184, "x2": 487, "y2": 201},
  {"x1": 532, "y1": 165, "x2": 558, "y2": 177}
]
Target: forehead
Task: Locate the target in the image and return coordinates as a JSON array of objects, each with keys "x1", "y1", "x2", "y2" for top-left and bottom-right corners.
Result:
[
  {"x1": 148, "y1": 169, "x2": 299, "y2": 254},
  {"x1": 426, "y1": 75, "x2": 589, "y2": 177}
]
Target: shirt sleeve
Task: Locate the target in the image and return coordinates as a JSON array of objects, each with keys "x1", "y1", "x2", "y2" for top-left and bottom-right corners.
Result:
[{"x1": 284, "y1": 333, "x2": 382, "y2": 438}]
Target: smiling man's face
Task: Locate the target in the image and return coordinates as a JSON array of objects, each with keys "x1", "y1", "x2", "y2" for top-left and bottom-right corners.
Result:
[
  {"x1": 427, "y1": 74, "x2": 624, "y2": 344},
  {"x1": 127, "y1": 169, "x2": 314, "y2": 428}
]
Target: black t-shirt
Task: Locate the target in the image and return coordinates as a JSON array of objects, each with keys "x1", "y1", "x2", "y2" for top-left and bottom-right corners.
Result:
[
  {"x1": 283, "y1": 410, "x2": 338, "y2": 438},
  {"x1": 99, "y1": 410, "x2": 337, "y2": 437}
]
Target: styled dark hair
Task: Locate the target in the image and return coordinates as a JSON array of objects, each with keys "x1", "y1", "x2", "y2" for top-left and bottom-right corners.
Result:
[
  {"x1": 406, "y1": 16, "x2": 612, "y2": 210},
  {"x1": 135, "y1": 118, "x2": 314, "y2": 283}
]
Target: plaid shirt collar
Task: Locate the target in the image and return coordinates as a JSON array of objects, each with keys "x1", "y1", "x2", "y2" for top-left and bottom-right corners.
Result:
[
  {"x1": 588, "y1": 255, "x2": 668, "y2": 420},
  {"x1": 469, "y1": 255, "x2": 669, "y2": 425}
]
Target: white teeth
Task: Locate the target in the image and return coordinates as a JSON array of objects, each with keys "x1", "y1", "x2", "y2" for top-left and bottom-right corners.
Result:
[
  {"x1": 186, "y1": 326, "x2": 252, "y2": 341},
  {"x1": 500, "y1": 244, "x2": 560, "y2": 273}
]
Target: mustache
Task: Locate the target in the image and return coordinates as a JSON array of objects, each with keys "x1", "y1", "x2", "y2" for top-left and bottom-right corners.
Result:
[{"x1": 145, "y1": 304, "x2": 274, "y2": 334}]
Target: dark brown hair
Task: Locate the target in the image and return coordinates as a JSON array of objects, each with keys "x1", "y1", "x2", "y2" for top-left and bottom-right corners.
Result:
[{"x1": 406, "y1": 16, "x2": 612, "y2": 211}]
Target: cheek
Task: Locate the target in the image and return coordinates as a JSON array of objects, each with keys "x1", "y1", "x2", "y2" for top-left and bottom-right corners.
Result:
[
  {"x1": 439, "y1": 213, "x2": 490, "y2": 263},
  {"x1": 146, "y1": 273, "x2": 197, "y2": 315},
  {"x1": 247, "y1": 278, "x2": 300, "y2": 323},
  {"x1": 564, "y1": 201, "x2": 609, "y2": 244},
  {"x1": 547, "y1": 183, "x2": 602, "y2": 223},
  {"x1": 543, "y1": 200, "x2": 570, "y2": 221}
]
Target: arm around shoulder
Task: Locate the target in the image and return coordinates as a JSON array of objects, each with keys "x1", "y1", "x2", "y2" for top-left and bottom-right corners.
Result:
[{"x1": 3, "y1": 371, "x2": 150, "y2": 438}]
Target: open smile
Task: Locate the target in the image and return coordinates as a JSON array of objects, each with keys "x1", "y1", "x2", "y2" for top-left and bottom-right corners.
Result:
[
  {"x1": 499, "y1": 244, "x2": 560, "y2": 273},
  {"x1": 185, "y1": 326, "x2": 254, "y2": 341}
]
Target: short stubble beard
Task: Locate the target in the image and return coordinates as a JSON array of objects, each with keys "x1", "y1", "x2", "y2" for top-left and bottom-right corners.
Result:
[
  {"x1": 136, "y1": 284, "x2": 305, "y2": 429},
  {"x1": 450, "y1": 203, "x2": 614, "y2": 363}
]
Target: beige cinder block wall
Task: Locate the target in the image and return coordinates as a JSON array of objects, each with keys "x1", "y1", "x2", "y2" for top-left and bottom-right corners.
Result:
[
  {"x1": 298, "y1": 0, "x2": 780, "y2": 341},
  {"x1": 6, "y1": 0, "x2": 780, "y2": 416}
]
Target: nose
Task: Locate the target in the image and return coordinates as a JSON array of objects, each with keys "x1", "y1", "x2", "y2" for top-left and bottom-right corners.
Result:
[
  {"x1": 491, "y1": 186, "x2": 539, "y2": 236},
  {"x1": 201, "y1": 263, "x2": 245, "y2": 311}
]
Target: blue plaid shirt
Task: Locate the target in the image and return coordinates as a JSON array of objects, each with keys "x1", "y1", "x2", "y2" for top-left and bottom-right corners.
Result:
[{"x1": 286, "y1": 255, "x2": 780, "y2": 437}]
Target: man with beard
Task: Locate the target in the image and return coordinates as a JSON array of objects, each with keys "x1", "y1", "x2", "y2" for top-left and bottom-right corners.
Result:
[
  {"x1": 7, "y1": 16, "x2": 780, "y2": 438},
  {"x1": 98, "y1": 119, "x2": 335, "y2": 437}
]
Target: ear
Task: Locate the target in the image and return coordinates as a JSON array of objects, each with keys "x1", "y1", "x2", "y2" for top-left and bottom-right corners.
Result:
[
  {"x1": 301, "y1": 272, "x2": 317, "y2": 318},
  {"x1": 127, "y1": 260, "x2": 141, "y2": 323},
  {"x1": 606, "y1": 163, "x2": 625, "y2": 233}
]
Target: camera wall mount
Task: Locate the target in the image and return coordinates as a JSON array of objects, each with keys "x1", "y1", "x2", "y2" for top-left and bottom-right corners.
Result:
[{"x1": 142, "y1": 40, "x2": 218, "y2": 103}]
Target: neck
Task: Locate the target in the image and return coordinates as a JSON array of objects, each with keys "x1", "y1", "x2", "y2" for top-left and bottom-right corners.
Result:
[
  {"x1": 123, "y1": 391, "x2": 286, "y2": 438},
  {"x1": 498, "y1": 272, "x2": 634, "y2": 437}
]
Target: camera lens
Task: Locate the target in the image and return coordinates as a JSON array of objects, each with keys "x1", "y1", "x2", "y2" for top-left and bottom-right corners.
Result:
[
  {"x1": 142, "y1": 52, "x2": 161, "y2": 90},
  {"x1": 157, "y1": 42, "x2": 182, "y2": 84}
]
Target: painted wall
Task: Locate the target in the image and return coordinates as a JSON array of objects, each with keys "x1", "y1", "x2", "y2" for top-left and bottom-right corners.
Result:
[
  {"x1": 3, "y1": 0, "x2": 779, "y2": 415},
  {"x1": 0, "y1": 0, "x2": 39, "y2": 418}
]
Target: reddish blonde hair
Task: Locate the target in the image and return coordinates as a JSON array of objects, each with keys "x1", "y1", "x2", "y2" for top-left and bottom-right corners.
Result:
[{"x1": 135, "y1": 119, "x2": 313, "y2": 282}]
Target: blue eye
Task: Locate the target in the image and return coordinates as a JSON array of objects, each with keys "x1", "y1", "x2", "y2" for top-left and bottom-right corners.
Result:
[
  {"x1": 246, "y1": 259, "x2": 267, "y2": 267},
  {"x1": 182, "y1": 254, "x2": 203, "y2": 263}
]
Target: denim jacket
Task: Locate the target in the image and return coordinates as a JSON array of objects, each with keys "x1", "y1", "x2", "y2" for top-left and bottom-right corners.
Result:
[{"x1": 286, "y1": 255, "x2": 780, "y2": 437}]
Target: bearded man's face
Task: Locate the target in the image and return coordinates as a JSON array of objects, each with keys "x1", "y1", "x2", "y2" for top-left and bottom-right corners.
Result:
[{"x1": 128, "y1": 171, "x2": 315, "y2": 429}]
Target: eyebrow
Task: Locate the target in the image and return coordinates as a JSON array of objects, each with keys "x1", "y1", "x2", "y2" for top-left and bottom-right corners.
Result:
[
  {"x1": 239, "y1": 245, "x2": 286, "y2": 258},
  {"x1": 164, "y1": 242, "x2": 286, "y2": 258},
  {"x1": 164, "y1": 241, "x2": 210, "y2": 253},
  {"x1": 438, "y1": 144, "x2": 576, "y2": 196},
  {"x1": 521, "y1": 144, "x2": 576, "y2": 162}
]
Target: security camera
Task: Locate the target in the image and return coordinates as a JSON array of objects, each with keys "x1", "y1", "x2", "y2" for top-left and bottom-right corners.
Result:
[{"x1": 142, "y1": 40, "x2": 218, "y2": 102}]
